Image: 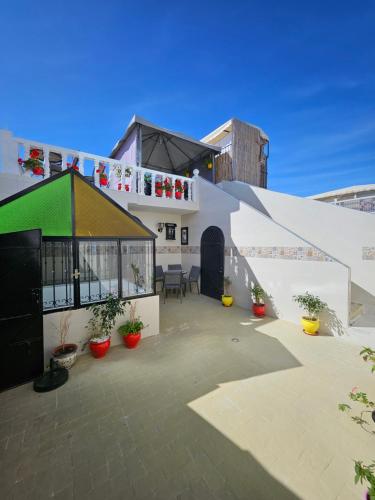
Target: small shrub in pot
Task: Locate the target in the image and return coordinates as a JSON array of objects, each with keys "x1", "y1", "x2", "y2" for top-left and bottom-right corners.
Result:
[
  {"x1": 53, "y1": 311, "x2": 78, "y2": 369},
  {"x1": 293, "y1": 292, "x2": 327, "y2": 335}
]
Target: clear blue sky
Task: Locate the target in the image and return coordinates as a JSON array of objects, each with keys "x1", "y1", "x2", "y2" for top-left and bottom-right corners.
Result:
[{"x1": 1, "y1": 0, "x2": 374, "y2": 196}]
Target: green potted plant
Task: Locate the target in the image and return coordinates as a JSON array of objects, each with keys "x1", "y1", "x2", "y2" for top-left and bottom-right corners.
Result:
[
  {"x1": 18, "y1": 149, "x2": 45, "y2": 176},
  {"x1": 118, "y1": 302, "x2": 145, "y2": 349},
  {"x1": 124, "y1": 167, "x2": 132, "y2": 192},
  {"x1": 205, "y1": 157, "x2": 213, "y2": 170},
  {"x1": 52, "y1": 312, "x2": 78, "y2": 369},
  {"x1": 86, "y1": 294, "x2": 128, "y2": 358},
  {"x1": 163, "y1": 178, "x2": 173, "y2": 198},
  {"x1": 250, "y1": 284, "x2": 266, "y2": 317},
  {"x1": 144, "y1": 173, "x2": 152, "y2": 196},
  {"x1": 222, "y1": 276, "x2": 233, "y2": 307},
  {"x1": 293, "y1": 292, "x2": 327, "y2": 335},
  {"x1": 175, "y1": 179, "x2": 184, "y2": 200},
  {"x1": 113, "y1": 165, "x2": 122, "y2": 190}
]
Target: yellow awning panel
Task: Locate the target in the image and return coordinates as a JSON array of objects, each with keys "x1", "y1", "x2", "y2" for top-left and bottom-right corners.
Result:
[{"x1": 74, "y1": 175, "x2": 152, "y2": 238}]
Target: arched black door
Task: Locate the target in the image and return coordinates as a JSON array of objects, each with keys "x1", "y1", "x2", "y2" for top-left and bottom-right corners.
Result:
[{"x1": 201, "y1": 226, "x2": 224, "y2": 300}]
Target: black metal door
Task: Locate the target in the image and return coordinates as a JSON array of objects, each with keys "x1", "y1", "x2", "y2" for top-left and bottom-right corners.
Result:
[
  {"x1": 201, "y1": 226, "x2": 224, "y2": 300},
  {"x1": 0, "y1": 230, "x2": 44, "y2": 391}
]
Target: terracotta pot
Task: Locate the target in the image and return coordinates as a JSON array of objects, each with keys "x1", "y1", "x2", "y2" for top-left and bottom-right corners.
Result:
[
  {"x1": 123, "y1": 333, "x2": 141, "y2": 349},
  {"x1": 52, "y1": 343, "x2": 78, "y2": 369},
  {"x1": 252, "y1": 303, "x2": 266, "y2": 317},
  {"x1": 32, "y1": 166, "x2": 44, "y2": 176},
  {"x1": 100, "y1": 177, "x2": 108, "y2": 186},
  {"x1": 175, "y1": 191, "x2": 182, "y2": 200},
  {"x1": 165, "y1": 190, "x2": 172, "y2": 198},
  {"x1": 89, "y1": 337, "x2": 111, "y2": 358}
]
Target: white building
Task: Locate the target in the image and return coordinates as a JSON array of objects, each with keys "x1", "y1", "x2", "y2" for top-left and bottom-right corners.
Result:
[{"x1": 309, "y1": 184, "x2": 375, "y2": 213}]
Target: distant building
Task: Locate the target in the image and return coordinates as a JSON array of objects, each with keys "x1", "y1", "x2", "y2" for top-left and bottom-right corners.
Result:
[
  {"x1": 309, "y1": 185, "x2": 375, "y2": 213},
  {"x1": 201, "y1": 118, "x2": 269, "y2": 188}
]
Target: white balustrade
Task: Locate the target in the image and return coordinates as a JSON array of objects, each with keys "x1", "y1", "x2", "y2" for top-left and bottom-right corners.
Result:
[{"x1": 1, "y1": 130, "x2": 198, "y2": 205}]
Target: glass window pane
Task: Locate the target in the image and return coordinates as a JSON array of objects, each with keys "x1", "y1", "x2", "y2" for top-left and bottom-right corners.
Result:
[
  {"x1": 42, "y1": 240, "x2": 74, "y2": 311},
  {"x1": 79, "y1": 240, "x2": 119, "y2": 304},
  {"x1": 121, "y1": 240, "x2": 153, "y2": 297}
]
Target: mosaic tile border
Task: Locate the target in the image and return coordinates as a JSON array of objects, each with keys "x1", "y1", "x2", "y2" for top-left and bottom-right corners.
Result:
[
  {"x1": 156, "y1": 246, "x2": 181, "y2": 254},
  {"x1": 180, "y1": 245, "x2": 333, "y2": 262},
  {"x1": 363, "y1": 247, "x2": 375, "y2": 260}
]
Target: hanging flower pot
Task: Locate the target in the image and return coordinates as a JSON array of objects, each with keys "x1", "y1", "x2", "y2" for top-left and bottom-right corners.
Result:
[
  {"x1": 175, "y1": 191, "x2": 182, "y2": 200},
  {"x1": 117, "y1": 183, "x2": 122, "y2": 190},
  {"x1": 125, "y1": 184, "x2": 130, "y2": 192},
  {"x1": 165, "y1": 190, "x2": 172, "y2": 198},
  {"x1": 32, "y1": 166, "x2": 44, "y2": 176},
  {"x1": 99, "y1": 175, "x2": 108, "y2": 186},
  {"x1": 175, "y1": 180, "x2": 184, "y2": 200},
  {"x1": 89, "y1": 336, "x2": 111, "y2": 358},
  {"x1": 155, "y1": 182, "x2": 163, "y2": 197}
]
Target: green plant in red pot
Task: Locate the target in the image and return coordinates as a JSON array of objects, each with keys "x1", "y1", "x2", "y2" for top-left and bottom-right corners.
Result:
[
  {"x1": 163, "y1": 178, "x2": 173, "y2": 198},
  {"x1": 118, "y1": 302, "x2": 145, "y2": 349},
  {"x1": 86, "y1": 295, "x2": 128, "y2": 358},
  {"x1": 155, "y1": 179, "x2": 163, "y2": 197},
  {"x1": 250, "y1": 284, "x2": 266, "y2": 317},
  {"x1": 175, "y1": 179, "x2": 184, "y2": 200}
]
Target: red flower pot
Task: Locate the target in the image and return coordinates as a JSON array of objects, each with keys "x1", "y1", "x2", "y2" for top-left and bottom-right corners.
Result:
[
  {"x1": 89, "y1": 338, "x2": 111, "y2": 358},
  {"x1": 32, "y1": 166, "x2": 44, "y2": 176},
  {"x1": 125, "y1": 184, "x2": 130, "y2": 192},
  {"x1": 100, "y1": 177, "x2": 108, "y2": 186},
  {"x1": 73, "y1": 165, "x2": 79, "y2": 171},
  {"x1": 156, "y1": 188, "x2": 163, "y2": 197},
  {"x1": 175, "y1": 191, "x2": 182, "y2": 200},
  {"x1": 117, "y1": 183, "x2": 122, "y2": 190},
  {"x1": 252, "y1": 303, "x2": 266, "y2": 317},
  {"x1": 123, "y1": 333, "x2": 141, "y2": 349},
  {"x1": 165, "y1": 190, "x2": 172, "y2": 198}
]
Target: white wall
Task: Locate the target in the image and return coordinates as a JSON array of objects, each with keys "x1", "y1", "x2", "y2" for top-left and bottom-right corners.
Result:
[
  {"x1": 221, "y1": 181, "x2": 375, "y2": 307},
  {"x1": 130, "y1": 209, "x2": 182, "y2": 269},
  {"x1": 182, "y1": 178, "x2": 350, "y2": 336},
  {"x1": 43, "y1": 295, "x2": 159, "y2": 366}
]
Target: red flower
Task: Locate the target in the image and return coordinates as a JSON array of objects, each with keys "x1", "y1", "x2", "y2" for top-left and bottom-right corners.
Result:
[
  {"x1": 67, "y1": 162, "x2": 71, "y2": 168},
  {"x1": 18, "y1": 158, "x2": 24, "y2": 165},
  {"x1": 73, "y1": 164, "x2": 79, "y2": 171},
  {"x1": 30, "y1": 149, "x2": 39, "y2": 159}
]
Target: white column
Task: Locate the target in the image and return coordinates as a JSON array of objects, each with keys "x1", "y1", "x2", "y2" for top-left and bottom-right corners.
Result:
[
  {"x1": 192, "y1": 169, "x2": 199, "y2": 202},
  {"x1": 43, "y1": 148, "x2": 50, "y2": 178},
  {"x1": 61, "y1": 153, "x2": 67, "y2": 171},
  {"x1": 94, "y1": 159, "x2": 100, "y2": 187},
  {"x1": 139, "y1": 169, "x2": 145, "y2": 195},
  {"x1": 0, "y1": 130, "x2": 18, "y2": 173},
  {"x1": 78, "y1": 154, "x2": 84, "y2": 174},
  {"x1": 151, "y1": 172, "x2": 156, "y2": 197}
]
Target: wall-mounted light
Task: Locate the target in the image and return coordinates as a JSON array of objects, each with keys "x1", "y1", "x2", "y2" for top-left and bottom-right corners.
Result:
[{"x1": 157, "y1": 222, "x2": 165, "y2": 233}]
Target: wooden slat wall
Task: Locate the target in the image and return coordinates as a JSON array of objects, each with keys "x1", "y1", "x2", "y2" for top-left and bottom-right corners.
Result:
[{"x1": 214, "y1": 152, "x2": 233, "y2": 183}]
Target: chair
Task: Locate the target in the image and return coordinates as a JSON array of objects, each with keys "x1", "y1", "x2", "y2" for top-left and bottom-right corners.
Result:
[
  {"x1": 183, "y1": 266, "x2": 200, "y2": 294},
  {"x1": 155, "y1": 265, "x2": 165, "y2": 291},
  {"x1": 168, "y1": 264, "x2": 182, "y2": 271},
  {"x1": 164, "y1": 272, "x2": 184, "y2": 303}
]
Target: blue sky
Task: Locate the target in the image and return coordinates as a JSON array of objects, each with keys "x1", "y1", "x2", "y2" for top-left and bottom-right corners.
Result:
[{"x1": 1, "y1": 0, "x2": 374, "y2": 196}]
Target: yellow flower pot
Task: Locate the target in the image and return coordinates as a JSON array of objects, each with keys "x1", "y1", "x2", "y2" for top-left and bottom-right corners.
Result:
[
  {"x1": 222, "y1": 295, "x2": 233, "y2": 307},
  {"x1": 301, "y1": 317, "x2": 320, "y2": 335}
]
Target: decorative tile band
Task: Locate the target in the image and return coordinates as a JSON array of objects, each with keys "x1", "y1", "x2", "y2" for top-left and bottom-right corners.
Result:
[
  {"x1": 363, "y1": 247, "x2": 375, "y2": 260},
  {"x1": 156, "y1": 246, "x2": 181, "y2": 254},
  {"x1": 180, "y1": 245, "x2": 333, "y2": 261}
]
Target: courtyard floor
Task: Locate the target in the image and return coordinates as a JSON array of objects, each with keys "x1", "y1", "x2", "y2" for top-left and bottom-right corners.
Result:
[{"x1": 0, "y1": 294, "x2": 373, "y2": 500}]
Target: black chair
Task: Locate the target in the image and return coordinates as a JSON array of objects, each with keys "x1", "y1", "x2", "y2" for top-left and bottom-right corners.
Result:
[
  {"x1": 183, "y1": 266, "x2": 200, "y2": 294},
  {"x1": 164, "y1": 272, "x2": 184, "y2": 303},
  {"x1": 155, "y1": 265, "x2": 164, "y2": 291},
  {"x1": 168, "y1": 264, "x2": 182, "y2": 271}
]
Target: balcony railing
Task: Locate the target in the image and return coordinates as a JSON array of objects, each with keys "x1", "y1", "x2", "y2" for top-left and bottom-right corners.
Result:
[
  {"x1": 0, "y1": 130, "x2": 199, "y2": 203},
  {"x1": 332, "y1": 196, "x2": 375, "y2": 213}
]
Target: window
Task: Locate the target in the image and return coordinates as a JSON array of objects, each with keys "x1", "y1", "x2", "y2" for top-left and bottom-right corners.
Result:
[
  {"x1": 79, "y1": 240, "x2": 119, "y2": 304},
  {"x1": 42, "y1": 240, "x2": 74, "y2": 311},
  {"x1": 121, "y1": 240, "x2": 153, "y2": 297}
]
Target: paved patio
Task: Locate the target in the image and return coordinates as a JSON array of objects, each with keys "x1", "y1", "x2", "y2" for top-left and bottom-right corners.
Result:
[{"x1": 0, "y1": 294, "x2": 373, "y2": 500}]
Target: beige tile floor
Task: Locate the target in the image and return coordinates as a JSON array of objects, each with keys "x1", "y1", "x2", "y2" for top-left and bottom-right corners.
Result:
[{"x1": 0, "y1": 294, "x2": 373, "y2": 500}]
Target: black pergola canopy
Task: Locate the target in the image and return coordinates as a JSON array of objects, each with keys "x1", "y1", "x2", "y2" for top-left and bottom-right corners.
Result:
[{"x1": 110, "y1": 115, "x2": 221, "y2": 173}]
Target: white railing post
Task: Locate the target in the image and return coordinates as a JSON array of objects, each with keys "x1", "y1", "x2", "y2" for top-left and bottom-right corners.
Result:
[
  {"x1": 0, "y1": 130, "x2": 18, "y2": 173},
  {"x1": 139, "y1": 168, "x2": 145, "y2": 195},
  {"x1": 61, "y1": 153, "x2": 67, "y2": 171},
  {"x1": 78, "y1": 154, "x2": 84, "y2": 174},
  {"x1": 94, "y1": 159, "x2": 100, "y2": 187},
  {"x1": 151, "y1": 172, "x2": 156, "y2": 197},
  {"x1": 192, "y1": 169, "x2": 199, "y2": 202},
  {"x1": 43, "y1": 148, "x2": 50, "y2": 178}
]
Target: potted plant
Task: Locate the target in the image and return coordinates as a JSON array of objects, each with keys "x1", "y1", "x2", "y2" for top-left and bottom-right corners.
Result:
[
  {"x1": 67, "y1": 161, "x2": 80, "y2": 172},
  {"x1": 293, "y1": 292, "x2": 327, "y2": 335},
  {"x1": 222, "y1": 276, "x2": 233, "y2": 307},
  {"x1": 250, "y1": 284, "x2": 266, "y2": 317},
  {"x1": 163, "y1": 178, "x2": 173, "y2": 198},
  {"x1": 86, "y1": 294, "x2": 128, "y2": 358},
  {"x1": 175, "y1": 179, "x2": 184, "y2": 200},
  {"x1": 18, "y1": 149, "x2": 45, "y2": 176},
  {"x1": 113, "y1": 165, "x2": 122, "y2": 190},
  {"x1": 144, "y1": 174, "x2": 153, "y2": 196},
  {"x1": 118, "y1": 303, "x2": 145, "y2": 349},
  {"x1": 99, "y1": 172, "x2": 108, "y2": 186},
  {"x1": 124, "y1": 167, "x2": 132, "y2": 191},
  {"x1": 155, "y1": 178, "x2": 163, "y2": 197},
  {"x1": 52, "y1": 312, "x2": 78, "y2": 369}
]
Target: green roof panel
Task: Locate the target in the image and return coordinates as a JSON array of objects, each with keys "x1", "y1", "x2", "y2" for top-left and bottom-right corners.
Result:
[{"x1": 0, "y1": 174, "x2": 72, "y2": 236}]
